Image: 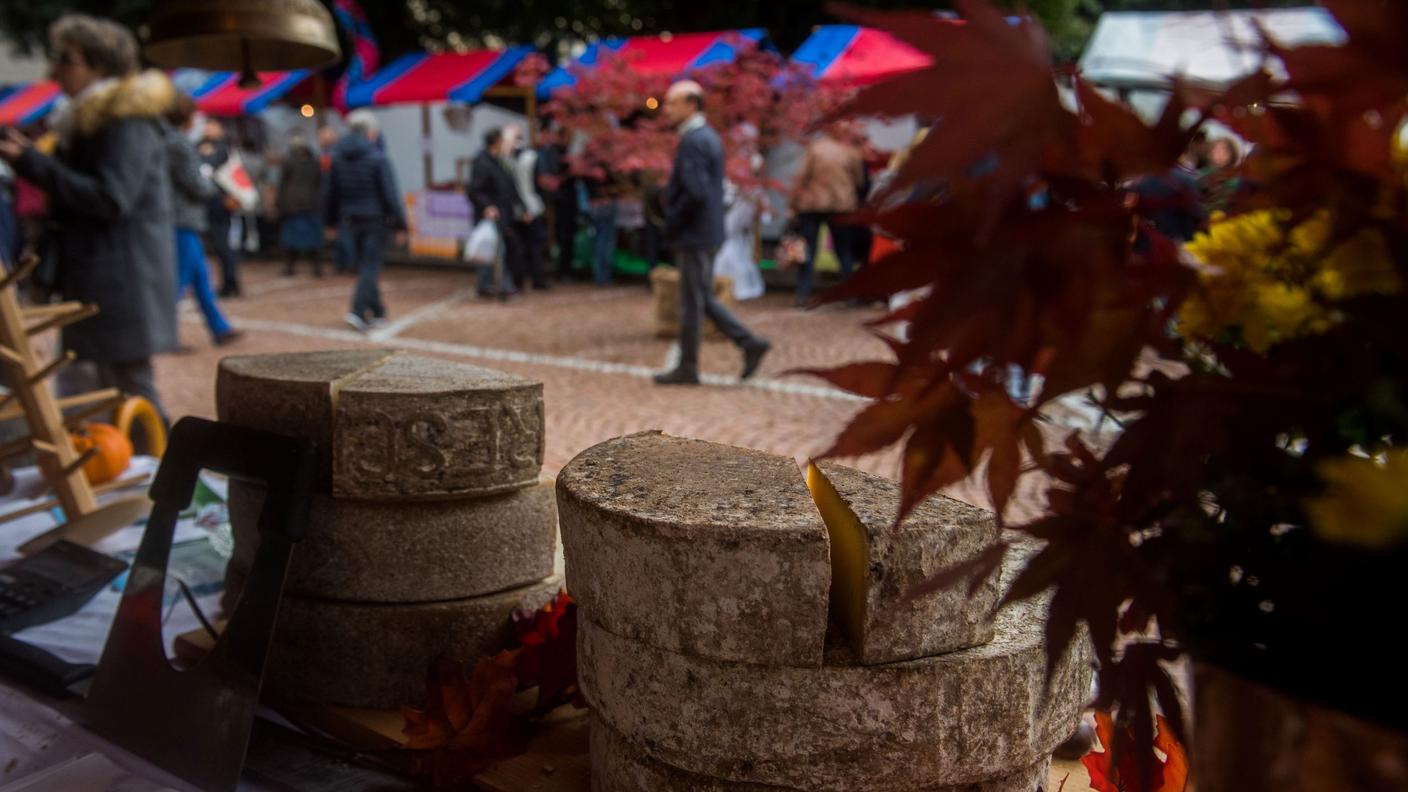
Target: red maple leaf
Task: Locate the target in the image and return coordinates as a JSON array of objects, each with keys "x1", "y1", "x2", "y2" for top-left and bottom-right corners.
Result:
[
  {"x1": 1083, "y1": 711, "x2": 1189, "y2": 792},
  {"x1": 401, "y1": 652, "x2": 525, "y2": 785},
  {"x1": 511, "y1": 590, "x2": 585, "y2": 713}
]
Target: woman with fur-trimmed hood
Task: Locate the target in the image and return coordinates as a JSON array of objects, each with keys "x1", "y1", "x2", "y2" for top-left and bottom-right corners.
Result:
[{"x1": 0, "y1": 14, "x2": 178, "y2": 422}]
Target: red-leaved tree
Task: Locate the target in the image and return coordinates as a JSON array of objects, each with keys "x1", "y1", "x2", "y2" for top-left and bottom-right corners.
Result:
[{"x1": 541, "y1": 37, "x2": 849, "y2": 194}]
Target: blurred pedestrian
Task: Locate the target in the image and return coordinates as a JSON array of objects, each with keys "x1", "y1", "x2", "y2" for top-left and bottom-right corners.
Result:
[
  {"x1": 789, "y1": 121, "x2": 865, "y2": 306},
  {"x1": 164, "y1": 91, "x2": 240, "y2": 346},
  {"x1": 584, "y1": 165, "x2": 617, "y2": 286},
  {"x1": 318, "y1": 124, "x2": 353, "y2": 273},
  {"x1": 1198, "y1": 137, "x2": 1243, "y2": 215},
  {"x1": 197, "y1": 116, "x2": 242, "y2": 297},
  {"x1": 535, "y1": 124, "x2": 578, "y2": 280},
  {"x1": 0, "y1": 14, "x2": 177, "y2": 424},
  {"x1": 467, "y1": 127, "x2": 525, "y2": 298},
  {"x1": 714, "y1": 179, "x2": 766, "y2": 301},
  {"x1": 508, "y1": 124, "x2": 550, "y2": 290},
  {"x1": 1132, "y1": 149, "x2": 1206, "y2": 244},
  {"x1": 324, "y1": 109, "x2": 406, "y2": 331},
  {"x1": 277, "y1": 134, "x2": 323, "y2": 276},
  {"x1": 0, "y1": 168, "x2": 17, "y2": 266},
  {"x1": 653, "y1": 80, "x2": 769, "y2": 386}
]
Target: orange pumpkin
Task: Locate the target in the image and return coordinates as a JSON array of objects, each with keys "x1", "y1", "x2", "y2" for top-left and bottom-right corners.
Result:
[{"x1": 70, "y1": 423, "x2": 133, "y2": 485}]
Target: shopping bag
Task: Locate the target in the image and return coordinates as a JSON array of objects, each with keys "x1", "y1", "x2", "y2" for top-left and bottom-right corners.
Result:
[
  {"x1": 463, "y1": 218, "x2": 500, "y2": 264},
  {"x1": 775, "y1": 233, "x2": 808, "y2": 269},
  {"x1": 213, "y1": 151, "x2": 259, "y2": 212}
]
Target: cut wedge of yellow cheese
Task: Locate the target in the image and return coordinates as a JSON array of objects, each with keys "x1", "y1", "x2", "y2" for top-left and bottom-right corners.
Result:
[
  {"x1": 806, "y1": 462, "x2": 870, "y2": 655},
  {"x1": 808, "y1": 461, "x2": 1003, "y2": 664}
]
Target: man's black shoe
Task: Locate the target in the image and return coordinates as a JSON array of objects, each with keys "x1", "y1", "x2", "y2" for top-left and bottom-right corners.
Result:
[
  {"x1": 741, "y1": 340, "x2": 770, "y2": 380},
  {"x1": 653, "y1": 369, "x2": 700, "y2": 386}
]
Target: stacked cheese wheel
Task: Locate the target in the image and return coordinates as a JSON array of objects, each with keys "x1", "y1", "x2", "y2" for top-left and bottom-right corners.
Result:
[
  {"x1": 559, "y1": 432, "x2": 1092, "y2": 791},
  {"x1": 217, "y1": 350, "x2": 561, "y2": 709}
]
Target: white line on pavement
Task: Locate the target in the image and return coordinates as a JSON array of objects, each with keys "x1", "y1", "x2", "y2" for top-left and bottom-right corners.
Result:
[
  {"x1": 366, "y1": 289, "x2": 474, "y2": 342},
  {"x1": 197, "y1": 315, "x2": 869, "y2": 403}
]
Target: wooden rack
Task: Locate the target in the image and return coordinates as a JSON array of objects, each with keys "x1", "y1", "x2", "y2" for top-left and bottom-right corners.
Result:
[{"x1": 0, "y1": 254, "x2": 150, "y2": 554}]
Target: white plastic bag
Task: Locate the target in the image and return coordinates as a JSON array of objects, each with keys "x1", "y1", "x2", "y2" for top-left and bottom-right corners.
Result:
[
  {"x1": 213, "y1": 150, "x2": 259, "y2": 212},
  {"x1": 463, "y1": 218, "x2": 500, "y2": 264}
]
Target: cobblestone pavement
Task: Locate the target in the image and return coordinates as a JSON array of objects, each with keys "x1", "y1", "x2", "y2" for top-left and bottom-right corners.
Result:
[{"x1": 160, "y1": 259, "x2": 1108, "y2": 520}]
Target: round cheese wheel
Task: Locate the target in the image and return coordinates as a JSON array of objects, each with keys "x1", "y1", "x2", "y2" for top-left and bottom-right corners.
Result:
[{"x1": 228, "y1": 479, "x2": 558, "y2": 603}]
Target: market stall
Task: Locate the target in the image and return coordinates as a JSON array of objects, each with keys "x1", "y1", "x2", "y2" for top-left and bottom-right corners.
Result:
[
  {"x1": 1079, "y1": 7, "x2": 1344, "y2": 119},
  {"x1": 789, "y1": 25, "x2": 931, "y2": 86},
  {"x1": 342, "y1": 47, "x2": 536, "y2": 258},
  {"x1": 0, "y1": 81, "x2": 60, "y2": 127},
  {"x1": 173, "y1": 68, "x2": 315, "y2": 116},
  {"x1": 537, "y1": 28, "x2": 768, "y2": 99}
]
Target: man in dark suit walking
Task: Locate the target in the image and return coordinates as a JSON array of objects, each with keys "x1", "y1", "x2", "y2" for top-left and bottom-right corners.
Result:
[{"x1": 654, "y1": 80, "x2": 769, "y2": 386}]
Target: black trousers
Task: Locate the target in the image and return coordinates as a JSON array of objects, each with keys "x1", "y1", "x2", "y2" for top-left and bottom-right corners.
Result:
[
  {"x1": 676, "y1": 247, "x2": 757, "y2": 376},
  {"x1": 552, "y1": 199, "x2": 579, "y2": 279},
  {"x1": 517, "y1": 216, "x2": 549, "y2": 289},
  {"x1": 206, "y1": 210, "x2": 240, "y2": 294}
]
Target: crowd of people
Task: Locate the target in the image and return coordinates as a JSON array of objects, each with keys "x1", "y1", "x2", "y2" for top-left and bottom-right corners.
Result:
[
  {"x1": 0, "y1": 12, "x2": 1257, "y2": 415},
  {"x1": 0, "y1": 13, "x2": 419, "y2": 421}
]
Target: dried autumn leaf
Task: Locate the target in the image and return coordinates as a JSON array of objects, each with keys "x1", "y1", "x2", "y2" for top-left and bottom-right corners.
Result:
[
  {"x1": 1082, "y1": 710, "x2": 1189, "y2": 792},
  {"x1": 512, "y1": 590, "x2": 585, "y2": 713},
  {"x1": 401, "y1": 651, "x2": 524, "y2": 786},
  {"x1": 831, "y1": 0, "x2": 1070, "y2": 215},
  {"x1": 1153, "y1": 714, "x2": 1191, "y2": 792},
  {"x1": 787, "y1": 361, "x2": 902, "y2": 400},
  {"x1": 970, "y1": 385, "x2": 1028, "y2": 519}
]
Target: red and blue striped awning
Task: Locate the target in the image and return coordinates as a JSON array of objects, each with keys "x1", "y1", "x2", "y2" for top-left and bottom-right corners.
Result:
[
  {"x1": 791, "y1": 25, "x2": 933, "y2": 86},
  {"x1": 538, "y1": 29, "x2": 768, "y2": 99},
  {"x1": 175, "y1": 69, "x2": 312, "y2": 116},
  {"x1": 0, "y1": 82, "x2": 61, "y2": 126},
  {"x1": 344, "y1": 47, "x2": 534, "y2": 107}
]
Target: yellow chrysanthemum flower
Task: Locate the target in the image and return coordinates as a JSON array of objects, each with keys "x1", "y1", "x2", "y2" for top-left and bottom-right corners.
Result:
[
  {"x1": 1314, "y1": 229, "x2": 1402, "y2": 301},
  {"x1": 1305, "y1": 453, "x2": 1408, "y2": 548},
  {"x1": 1244, "y1": 283, "x2": 1322, "y2": 353},
  {"x1": 1179, "y1": 209, "x2": 1401, "y2": 352}
]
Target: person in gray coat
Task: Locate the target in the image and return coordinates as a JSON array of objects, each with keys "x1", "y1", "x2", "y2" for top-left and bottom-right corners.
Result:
[
  {"x1": 0, "y1": 14, "x2": 178, "y2": 421},
  {"x1": 165, "y1": 91, "x2": 239, "y2": 347},
  {"x1": 653, "y1": 80, "x2": 769, "y2": 386}
]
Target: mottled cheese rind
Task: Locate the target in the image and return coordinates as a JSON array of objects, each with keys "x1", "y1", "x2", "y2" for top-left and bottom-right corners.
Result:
[
  {"x1": 227, "y1": 479, "x2": 558, "y2": 602},
  {"x1": 225, "y1": 571, "x2": 563, "y2": 710},
  {"x1": 557, "y1": 432, "x2": 831, "y2": 667},
  {"x1": 815, "y1": 462, "x2": 1002, "y2": 664},
  {"x1": 215, "y1": 350, "x2": 544, "y2": 500},
  {"x1": 590, "y1": 716, "x2": 1054, "y2": 792},
  {"x1": 579, "y1": 598, "x2": 1092, "y2": 791}
]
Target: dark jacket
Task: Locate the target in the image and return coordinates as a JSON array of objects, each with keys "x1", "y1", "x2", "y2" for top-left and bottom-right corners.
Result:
[
  {"x1": 277, "y1": 145, "x2": 322, "y2": 216},
  {"x1": 467, "y1": 149, "x2": 523, "y2": 223},
  {"x1": 198, "y1": 135, "x2": 232, "y2": 224},
  {"x1": 323, "y1": 133, "x2": 406, "y2": 229},
  {"x1": 0, "y1": 185, "x2": 17, "y2": 266},
  {"x1": 535, "y1": 142, "x2": 570, "y2": 206},
  {"x1": 166, "y1": 124, "x2": 215, "y2": 232},
  {"x1": 1134, "y1": 165, "x2": 1207, "y2": 243},
  {"x1": 13, "y1": 71, "x2": 178, "y2": 364},
  {"x1": 664, "y1": 121, "x2": 726, "y2": 250}
]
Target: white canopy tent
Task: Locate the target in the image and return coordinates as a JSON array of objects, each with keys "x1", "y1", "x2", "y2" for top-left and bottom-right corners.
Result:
[{"x1": 1079, "y1": 8, "x2": 1345, "y2": 92}]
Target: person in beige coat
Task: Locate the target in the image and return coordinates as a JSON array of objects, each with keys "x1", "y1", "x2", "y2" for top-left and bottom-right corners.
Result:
[{"x1": 789, "y1": 122, "x2": 865, "y2": 305}]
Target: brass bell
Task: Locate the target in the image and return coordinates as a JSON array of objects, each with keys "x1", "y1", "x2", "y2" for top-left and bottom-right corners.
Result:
[{"x1": 144, "y1": 0, "x2": 342, "y2": 88}]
